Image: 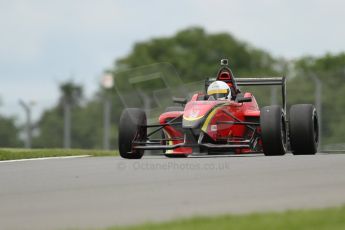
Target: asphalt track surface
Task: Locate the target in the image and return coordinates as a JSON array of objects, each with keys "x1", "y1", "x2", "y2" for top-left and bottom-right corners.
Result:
[{"x1": 1, "y1": 154, "x2": 345, "y2": 230}]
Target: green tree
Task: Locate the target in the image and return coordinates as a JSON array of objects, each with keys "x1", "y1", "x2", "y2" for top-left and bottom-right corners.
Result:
[
  {"x1": 116, "y1": 27, "x2": 279, "y2": 80},
  {"x1": 0, "y1": 115, "x2": 21, "y2": 147},
  {"x1": 59, "y1": 81, "x2": 83, "y2": 107},
  {"x1": 289, "y1": 53, "x2": 345, "y2": 145},
  {"x1": 33, "y1": 81, "x2": 84, "y2": 148},
  {"x1": 33, "y1": 82, "x2": 118, "y2": 149},
  {"x1": 113, "y1": 27, "x2": 282, "y2": 110},
  {"x1": 33, "y1": 107, "x2": 63, "y2": 148}
]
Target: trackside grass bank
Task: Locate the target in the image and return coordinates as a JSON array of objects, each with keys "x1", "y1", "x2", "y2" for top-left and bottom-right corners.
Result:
[
  {"x1": 0, "y1": 148, "x2": 118, "y2": 161},
  {"x1": 106, "y1": 206, "x2": 345, "y2": 230}
]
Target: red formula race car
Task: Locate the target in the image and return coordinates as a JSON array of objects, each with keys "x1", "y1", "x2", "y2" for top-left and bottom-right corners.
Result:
[{"x1": 118, "y1": 59, "x2": 319, "y2": 159}]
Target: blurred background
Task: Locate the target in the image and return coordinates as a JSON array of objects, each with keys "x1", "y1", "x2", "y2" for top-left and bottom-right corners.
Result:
[{"x1": 0, "y1": 0, "x2": 344, "y2": 151}]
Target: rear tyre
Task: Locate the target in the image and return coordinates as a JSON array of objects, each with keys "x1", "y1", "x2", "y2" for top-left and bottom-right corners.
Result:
[
  {"x1": 162, "y1": 106, "x2": 187, "y2": 158},
  {"x1": 118, "y1": 108, "x2": 147, "y2": 159},
  {"x1": 260, "y1": 105, "x2": 287, "y2": 156},
  {"x1": 289, "y1": 104, "x2": 319, "y2": 155}
]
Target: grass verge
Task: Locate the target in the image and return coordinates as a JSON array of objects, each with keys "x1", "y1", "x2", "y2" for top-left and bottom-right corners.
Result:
[
  {"x1": 106, "y1": 206, "x2": 345, "y2": 230},
  {"x1": 0, "y1": 148, "x2": 118, "y2": 161}
]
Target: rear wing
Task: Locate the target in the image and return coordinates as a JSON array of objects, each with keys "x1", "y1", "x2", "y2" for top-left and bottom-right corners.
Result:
[{"x1": 205, "y1": 77, "x2": 286, "y2": 113}]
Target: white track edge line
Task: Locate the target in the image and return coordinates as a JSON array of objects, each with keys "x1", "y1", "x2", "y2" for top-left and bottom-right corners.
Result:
[{"x1": 0, "y1": 155, "x2": 91, "y2": 163}]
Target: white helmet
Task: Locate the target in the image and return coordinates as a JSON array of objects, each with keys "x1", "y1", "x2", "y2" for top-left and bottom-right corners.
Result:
[{"x1": 207, "y1": 81, "x2": 231, "y2": 100}]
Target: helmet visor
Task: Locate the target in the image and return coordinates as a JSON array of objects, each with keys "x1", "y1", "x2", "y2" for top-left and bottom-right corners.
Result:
[{"x1": 208, "y1": 89, "x2": 229, "y2": 100}]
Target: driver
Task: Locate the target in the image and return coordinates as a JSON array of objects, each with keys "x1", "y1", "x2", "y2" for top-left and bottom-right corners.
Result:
[{"x1": 207, "y1": 81, "x2": 232, "y2": 100}]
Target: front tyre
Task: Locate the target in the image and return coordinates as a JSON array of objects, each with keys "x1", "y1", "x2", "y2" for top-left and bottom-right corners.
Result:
[
  {"x1": 260, "y1": 105, "x2": 287, "y2": 156},
  {"x1": 118, "y1": 108, "x2": 147, "y2": 159},
  {"x1": 289, "y1": 104, "x2": 319, "y2": 155}
]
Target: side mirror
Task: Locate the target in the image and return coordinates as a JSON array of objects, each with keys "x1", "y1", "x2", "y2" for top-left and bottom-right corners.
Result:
[
  {"x1": 173, "y1": 97, "x2": 187, "y2": 105},
  {"x1": 237, "y1": 97, "x2": 252, "y2": 103}
]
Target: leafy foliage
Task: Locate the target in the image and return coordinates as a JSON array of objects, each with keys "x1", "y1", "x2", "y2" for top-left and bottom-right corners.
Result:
[
  {"x1": 0, "y1": 115, "x2": 21, "y2": 147},
  {"x1": 116, "y1": 27, "x2": 278, "y2": 81},
  {"x1": 289, "y1": 53, "x2": 345, "y2": 145}
]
